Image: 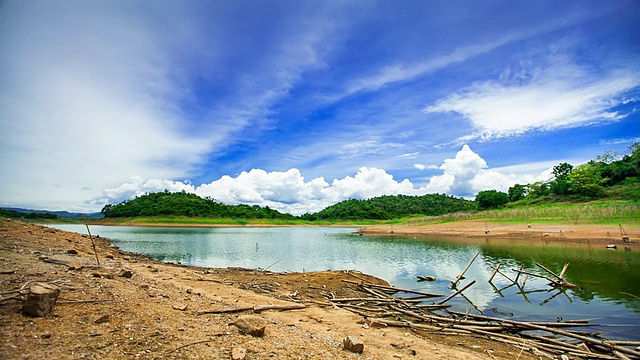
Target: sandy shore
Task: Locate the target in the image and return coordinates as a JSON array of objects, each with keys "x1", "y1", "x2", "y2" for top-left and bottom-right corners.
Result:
[
  {"x1": 0, "y1": 219, "x2": 538, "y2": 360},
  {"x1": 357, "y1": 220, "x2": 640, "y2": 249}
]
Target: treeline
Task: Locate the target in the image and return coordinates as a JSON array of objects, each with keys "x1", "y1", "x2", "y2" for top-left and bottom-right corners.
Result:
[
  {"x1": 477, "y1": 143, "x2": 640, "y2": 210},
  {"x1": 0, "y1": 208, "x2": 58, "y2": 219},
  {"x1": 100, "y1": 144, "x2": 639, "y2": 220},
  {"x1": 299, "y1": 194, "x2": 476, "y2": 220},
  {"x1": 101, "y1": 190, "x2": 296, "y2": 220},
  {"x1": 101, "y1": 191, "x2": 475, "y2": 221}
]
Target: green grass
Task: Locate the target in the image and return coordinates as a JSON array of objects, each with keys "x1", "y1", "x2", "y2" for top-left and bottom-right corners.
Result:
[{"x1": 405, "y1": 200, "x2": 640, "y2": 226}]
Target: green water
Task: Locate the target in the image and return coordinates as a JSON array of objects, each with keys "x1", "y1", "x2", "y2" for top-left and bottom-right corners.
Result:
[{"x1": 50, "y1": 225, "x2": 640, "y2": 341}]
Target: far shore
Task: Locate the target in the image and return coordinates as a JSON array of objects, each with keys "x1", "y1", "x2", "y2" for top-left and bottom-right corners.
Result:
[
  {"x1": 356, "y1": 220, "x2": 640, "y2": 248},
  {"x1": 84, "y1": 218, "x2": 640, "y2": 249}
]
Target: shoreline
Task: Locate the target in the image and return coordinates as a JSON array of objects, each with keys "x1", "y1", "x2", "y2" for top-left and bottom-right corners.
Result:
[
  {"x1": 2, "y1": 219, "x2": 536, "y2": 359},
  {"x1": 356, "y1": 220, "x2": 640, "y2": 249},
  {"x1": 87, "y1": 218, "x2": 640, "y2": 249}
]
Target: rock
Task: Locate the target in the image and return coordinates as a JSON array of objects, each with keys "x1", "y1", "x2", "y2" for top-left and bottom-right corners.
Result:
[
  {"x1": 343, "y1": 335, "x2": 364, "y2": 353},
  {"x1": 67, "y1": 249, "x2": 78, "y2": 255},
  {"x1": 41, "y1": 332, "x2": 52, "y2": 339},
  {"x1": 118, "y1": 269, "x2": 133, "y2": 278},
  {"x1": 22, "y1": 283, "x2": 60, "y2": 317},
  {"x1": 94, "y1": 314, "x2": 110, "y2": 324},
  {"x1": 172, "y1": 303, "x2": 188, "y2": 311},
  {"x1": 105, "y1": 254, "x2": 114, "y2": 259},
  {"x1": 234, "y1": 315, "x2": 267, "y2": 337},
  {"x1": 232, "y1": 346, "x2": 247, "y2": 360},
  {"x1": 38, "y1": 255, "x2": 48, "y2": 261}
]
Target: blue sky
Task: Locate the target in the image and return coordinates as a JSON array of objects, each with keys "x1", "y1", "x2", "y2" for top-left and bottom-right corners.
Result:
[{"x1": 1, "y1": 0, "x2": 639, "y2": 215}]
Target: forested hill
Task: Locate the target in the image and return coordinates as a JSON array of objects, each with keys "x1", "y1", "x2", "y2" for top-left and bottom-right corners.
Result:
[
  {"x1": 100, "y1": 191, "x2": 295, "y2": 220},
  {"x1": 299, "y1": 194, "x2": 476, "y2": 221}
]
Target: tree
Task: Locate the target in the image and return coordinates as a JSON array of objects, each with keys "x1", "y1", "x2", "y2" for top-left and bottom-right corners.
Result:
[
  {"x1": 568, "y1": 164, "x2": 607, "y2": 198},
  {"x1": 475, "y1": 190, "x2": 510, "y2": 210},
  {"x1": 508, "y1": 184, "x2": 528, "y2": 202},
  {"x1": 550, "y1": 162, "x2": 573, "y2": 195}
]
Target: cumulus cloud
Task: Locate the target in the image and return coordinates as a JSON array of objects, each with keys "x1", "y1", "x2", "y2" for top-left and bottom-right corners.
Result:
[
  {"x1": 424, "y1": 63, "x2": 640, "y2": 140},
  {"x1": 94, "y1": 145, "x2": 557, "y2": 214},
  {"x1": 425, "y1": 145, "x2": 553, "y2": 198}
]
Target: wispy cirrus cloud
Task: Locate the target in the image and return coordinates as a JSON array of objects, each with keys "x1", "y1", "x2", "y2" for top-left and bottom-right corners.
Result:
[{"x1": 424, "y1": 63, "x2": 640, "y2": 141}]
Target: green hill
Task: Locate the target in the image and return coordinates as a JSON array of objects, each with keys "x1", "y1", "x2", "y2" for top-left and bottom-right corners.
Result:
[
  {"x1": 299, "y1": 194, "x2": 476, "y2": 221},
  {"x1": 101, "y1": 191, "x2": 295, "y2": 220}
]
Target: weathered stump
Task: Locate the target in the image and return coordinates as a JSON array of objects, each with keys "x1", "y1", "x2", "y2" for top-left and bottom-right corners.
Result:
[
  {"x1": 22, "y1": 283, "x2": 60, "y2": 317},
  {"x1": 343, "y1": 335, "x2": 364, "y2": 353}
]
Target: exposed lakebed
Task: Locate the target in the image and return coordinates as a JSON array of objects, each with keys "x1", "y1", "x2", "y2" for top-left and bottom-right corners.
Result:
[{"x1": 50, "y1": 224, "x2": 640, "y2": 341}]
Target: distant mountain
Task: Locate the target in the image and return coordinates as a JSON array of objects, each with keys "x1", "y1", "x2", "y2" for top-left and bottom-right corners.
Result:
[{"x1": 0, "y1": 207, "x2": 103, "y2": 219}]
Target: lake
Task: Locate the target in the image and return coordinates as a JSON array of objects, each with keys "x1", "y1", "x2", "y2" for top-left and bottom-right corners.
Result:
[{"x1": 50, "y1": 224, "x2": 640, "y2": 341}]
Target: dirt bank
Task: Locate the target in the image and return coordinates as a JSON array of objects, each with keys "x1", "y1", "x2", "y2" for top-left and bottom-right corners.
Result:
[
  {"x1": 357, "y1": 220, "x2": 640, "y2": 249},
  {"x1": 0, "y1": 219, "x2": 535, "y2": 359}
]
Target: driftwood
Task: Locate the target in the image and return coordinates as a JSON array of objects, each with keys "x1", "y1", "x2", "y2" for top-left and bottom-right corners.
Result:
[
  {"x1": 451, "y1": 251, "x2": 479, "y2": 288},
  {"x1": 535, "y1": 262, "x2": 578, "y2": 288},
  {"x1": 323, "y1": 274, "x2": 639, "y2": 359},
  {"x1": 438, "y1": 280, "x2": 476, "y2": 305},
  {"x1": 342, "y1": 279, "x2": 443, "y2": 297},
  {"x1": 196, "y1": 303, "x2": 305, "y2": 315}
]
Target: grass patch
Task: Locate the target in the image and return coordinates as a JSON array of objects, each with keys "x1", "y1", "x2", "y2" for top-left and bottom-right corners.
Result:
[{"x1": 406, "y1": 200, "x2": 640, "y2": 226}]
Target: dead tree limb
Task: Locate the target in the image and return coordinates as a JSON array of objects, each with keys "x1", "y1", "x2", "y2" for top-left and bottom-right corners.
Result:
[
  {"x1": 439, "y1": 280, "x2": 476, "y2": 305},
  {"x1": 451, "y1": 251, "x2": 480, "y2": 288}
]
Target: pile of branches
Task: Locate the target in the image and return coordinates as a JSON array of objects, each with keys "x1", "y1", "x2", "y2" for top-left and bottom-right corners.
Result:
[{"x1": 307, "y1": 260, "x2": 640, "y2": 360}]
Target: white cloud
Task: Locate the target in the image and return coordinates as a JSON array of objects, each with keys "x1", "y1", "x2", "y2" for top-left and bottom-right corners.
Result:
[
  {"x1": 425, "y1": 145, "x2": 554, "y2": 198},
  {"x1": 89, "y1": 177, "x2": 196, "y2": 207},
  {"x1": 424, "y1": 63, "x2": 640, "y2": 140},
  {"x1": 94, "y1": 145, "x2": 559, "y2": 215}
]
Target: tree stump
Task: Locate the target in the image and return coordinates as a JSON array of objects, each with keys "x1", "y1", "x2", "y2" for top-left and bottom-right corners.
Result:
[{"x1": 22, "y1": 283, "x2": 60, "y2": 317}]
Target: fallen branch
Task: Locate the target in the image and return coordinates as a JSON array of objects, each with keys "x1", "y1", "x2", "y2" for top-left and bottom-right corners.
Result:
[
  {"x1": 196, "y1": 303, "x2": 305, "y2": 315},
  {"x1": 451, "y1": 251, "x2": 480, "y2": 288},
  {"x1": 438, "y1": 280, "x2": 476, "y2": 305},
  {"x1": 342, "y1": 279, "x2": 443, "y2": 297}
]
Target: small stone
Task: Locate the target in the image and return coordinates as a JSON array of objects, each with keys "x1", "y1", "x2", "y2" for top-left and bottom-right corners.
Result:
[
  {"x1": 41, "y1": 332, "x2": 52, "y2": 339},
  {"x1": 92, "y1": 272, "x2": 102, "y2": 278},
  {"x1": 234, "y1": 315, "x2": 267, "y2": 337},
  {"x1": 94, "y1": 314, "x2": 110, "y2": 324},
  {"x1": 105, "y1": 255, "x2": 114, "y2": 259},
  {"x1": 343, "y1": 335, "x2": 364, "y2": 353},
  {"x1": 118, "y1": 269, "x2": 133, "y2": 278},
  {"x1": 172, "y1": 303, "x2": 188, "y2": 311},
  {"x1": 67, "y1": 249, "x2": 78, "y2": 255},
  {"x1": 232, "y1": 346, "x2": 247, "y2": 360},
  {"x1": 38, "y1": 255, "x2": 48, "y2": 261},
  {"x1": 139, "y1": 284, "x2": 149, "y2": 290}
]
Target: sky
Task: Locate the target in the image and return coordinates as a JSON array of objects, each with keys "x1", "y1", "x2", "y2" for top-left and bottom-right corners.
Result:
[{"x1": 1, "y1": 0, "x2": 639, "y2": 216}]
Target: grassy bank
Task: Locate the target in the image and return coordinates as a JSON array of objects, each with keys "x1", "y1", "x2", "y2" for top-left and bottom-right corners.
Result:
[{"x1": 405, "y1": 200, "x2": 640, "y2": 226}]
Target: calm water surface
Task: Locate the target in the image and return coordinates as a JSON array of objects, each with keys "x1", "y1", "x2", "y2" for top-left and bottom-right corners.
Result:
[{"x1": 51, "y1": 225, "x2": 640, "y2": 340}]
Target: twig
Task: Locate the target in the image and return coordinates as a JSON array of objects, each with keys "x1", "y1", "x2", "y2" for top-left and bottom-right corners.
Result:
[
  {"x1": 83, "y1": 214, "x2": 100, "y2": 266},
  {"x1": 165, "y1": 334, "x2": 226, "y2": 353}
]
